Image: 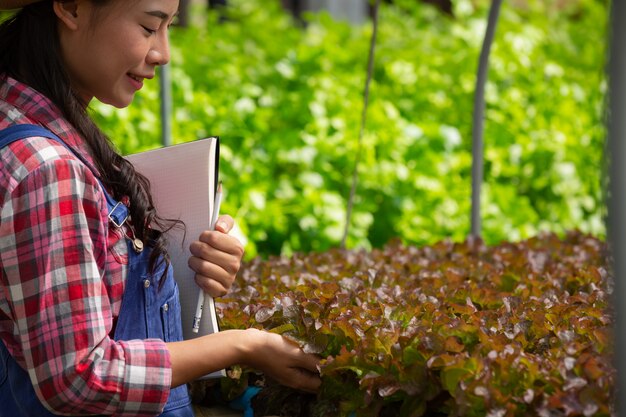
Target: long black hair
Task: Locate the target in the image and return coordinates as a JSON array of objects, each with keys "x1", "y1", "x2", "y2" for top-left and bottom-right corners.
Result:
[{"x1": 0, "y1": 1, "x2": 179, "y2": 278}]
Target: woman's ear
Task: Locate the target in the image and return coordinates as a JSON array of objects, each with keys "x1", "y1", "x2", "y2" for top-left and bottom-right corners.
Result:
[{"x1": 52, "y1": 0, "x2": 80, "y2": 31}]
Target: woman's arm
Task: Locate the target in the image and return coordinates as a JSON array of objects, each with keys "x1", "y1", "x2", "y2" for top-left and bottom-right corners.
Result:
[
  {"x1": 183, "y1": 216, "x2": 321, "y2": 393},
  {"x1": 167, "y1": 329, "x2": 321, "y2": 393},
  {"x1": 0, "y1": 150, "x2": 172, "y2": 416}
]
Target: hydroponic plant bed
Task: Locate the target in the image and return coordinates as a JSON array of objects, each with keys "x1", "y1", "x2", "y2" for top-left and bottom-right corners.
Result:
[{"x1": 209, "y1": 231, "x2": 614, "y2": 417}]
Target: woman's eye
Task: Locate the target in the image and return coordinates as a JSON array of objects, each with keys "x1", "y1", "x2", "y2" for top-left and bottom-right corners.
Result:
[{"x1": 141, "y1": 25, "x2": 157, "y2": 35}]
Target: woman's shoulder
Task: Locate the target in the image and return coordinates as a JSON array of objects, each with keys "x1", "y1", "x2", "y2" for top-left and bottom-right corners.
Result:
[
  {"x1": 0, "y1": 133, "x2": 101, "y2": 202},
  {"x1": 1, "y1": 132, "x2": 83, "y2": 170}
]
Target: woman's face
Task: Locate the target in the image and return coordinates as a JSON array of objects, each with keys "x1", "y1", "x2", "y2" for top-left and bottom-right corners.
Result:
[{"x1": 57, "y1": 0, "x2": 179, "y2": 108}]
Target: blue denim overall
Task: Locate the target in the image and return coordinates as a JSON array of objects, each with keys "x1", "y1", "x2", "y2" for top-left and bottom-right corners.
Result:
[{"x1": 0, "y1": 125, "x2": 194, "y2": 416}]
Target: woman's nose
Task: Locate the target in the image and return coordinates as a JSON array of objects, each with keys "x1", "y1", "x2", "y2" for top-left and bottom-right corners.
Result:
[{"x1": 147, "y1": 33, "x2": 170, "y2": 66}]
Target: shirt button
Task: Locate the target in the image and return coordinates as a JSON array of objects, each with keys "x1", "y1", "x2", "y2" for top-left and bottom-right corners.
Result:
[
  {"x1": 163, "y1": 303, "x2": 169, "y2": 312},
  {"x1": 144, "y1": 279, "x2": 151, "y2": 288}
]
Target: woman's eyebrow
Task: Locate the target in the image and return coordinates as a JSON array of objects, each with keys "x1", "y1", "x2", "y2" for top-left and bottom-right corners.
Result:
[{"x1": 144, "y1": 10, "x2": 180, "y2": 20}]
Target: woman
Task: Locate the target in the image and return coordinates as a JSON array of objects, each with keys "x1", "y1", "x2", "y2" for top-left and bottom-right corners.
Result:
[{"x1": 0, "y1": 1, "x2": 321, "y2": 416}]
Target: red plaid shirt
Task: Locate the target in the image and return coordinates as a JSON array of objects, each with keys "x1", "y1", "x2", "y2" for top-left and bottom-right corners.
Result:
[{"x1": 0, "y1": 76, "x2": 171, "y2": 416}]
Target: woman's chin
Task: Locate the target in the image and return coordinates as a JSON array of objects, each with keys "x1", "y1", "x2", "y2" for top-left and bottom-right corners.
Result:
[{"x1": 99, "y1": 95, "x2": 135, "y2": 109}]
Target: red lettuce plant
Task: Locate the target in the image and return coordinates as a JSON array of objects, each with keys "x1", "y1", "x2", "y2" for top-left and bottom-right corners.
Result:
[{"x1": 216, "y1": 231, "x2": 614, "y2": 416}]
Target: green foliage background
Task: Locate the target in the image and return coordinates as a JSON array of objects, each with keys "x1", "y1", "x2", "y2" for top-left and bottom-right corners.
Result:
[{"x1": 91, "y1": 0, "x2": 609, "y2": 259}]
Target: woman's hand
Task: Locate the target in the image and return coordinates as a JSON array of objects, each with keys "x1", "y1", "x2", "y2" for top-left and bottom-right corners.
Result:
[
  {"x1": 188, "y1": 214, "x2": 244, "y2": 297},
  {"x1": 242, "y1": 329, "x2": 321, "y2": 393},
  {"x1": 167, "y1": 329, "x2": 321, "y2": 390}
]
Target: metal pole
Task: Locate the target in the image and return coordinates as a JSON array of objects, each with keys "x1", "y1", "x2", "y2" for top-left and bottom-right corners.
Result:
[
  {"x1": 341, "y1": 0, "x2": 381, "y2": 249},
  {"x1": 607, "y1": 0, "x2": 626, "y2": 415},
  {"x1": 159, "y1": 64, "x2": 173, "y2": 147},
  {"x1": 470, "y1": 0, "x2": 503, "y2": 238},
  {"x1": 177, "y1": 0, "x2": 190, "y2": 28}
]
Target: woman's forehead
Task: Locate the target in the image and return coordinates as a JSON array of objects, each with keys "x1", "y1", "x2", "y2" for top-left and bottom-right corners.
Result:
[
  {"x1": 89, "y1": 0, "x2": 179, "y2": 23},
  {"x1": 95, "y1": 0, "x2": 179, "y2": 15}
]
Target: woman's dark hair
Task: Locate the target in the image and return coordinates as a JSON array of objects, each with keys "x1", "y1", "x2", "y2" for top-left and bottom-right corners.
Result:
[{"x1": 0, "y1": 1, "x2": 179, "y2": 281}]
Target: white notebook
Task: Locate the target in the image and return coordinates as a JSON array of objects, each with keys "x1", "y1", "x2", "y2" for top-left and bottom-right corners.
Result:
[{"x1": 126, "y1": 138, "x2": 225, "y2": 378}]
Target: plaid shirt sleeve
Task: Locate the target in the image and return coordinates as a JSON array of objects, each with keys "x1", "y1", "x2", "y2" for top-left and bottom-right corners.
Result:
[{"x1": 0, "y1": 139, "x2": 172, "y2": 416}]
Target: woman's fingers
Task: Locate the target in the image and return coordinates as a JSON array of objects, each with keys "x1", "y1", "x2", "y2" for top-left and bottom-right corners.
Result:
[
  {"x1": 245, "y1": 330, "x2": 322, "y2": 393},
  {"x1": 300, "y1": 351, "x2": 321, "y2": 374},
  {"x1": 187, "y1": 215, "x2": 244, "y2": 297},
  {"x1": 213, "y1": 214, "x2": 234, "y2": 234},
  {"x1": 279, "y1": 350, "x2": 322, "y2": 393},
  {"x1": 286, "y1": 367, "x2": 322, "y2": 393},
  {"x1": 189, "y1": 237, "x2": 242, "y2": 275},
  {"x1": 279, "y1": 336, "x2": 321, "y2": 374},
  {"x1": 187, "y1": 256, "x2": 231, "y2": 296},
  {"x1": 195, "y1": 230, "x2": 245, "y2": 258}
]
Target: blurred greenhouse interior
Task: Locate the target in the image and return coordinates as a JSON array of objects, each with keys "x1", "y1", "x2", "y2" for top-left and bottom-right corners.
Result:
[{"x1": 93, "y1": 0, "x2": 609, "y2": 259}]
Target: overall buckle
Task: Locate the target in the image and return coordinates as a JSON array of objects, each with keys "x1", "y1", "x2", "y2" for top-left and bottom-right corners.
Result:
[{"x1": 108, "y1": 202, "x2": 129, "y2": 228}]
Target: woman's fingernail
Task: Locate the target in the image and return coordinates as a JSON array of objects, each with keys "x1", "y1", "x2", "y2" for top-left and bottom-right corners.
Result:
[{"x1": 217, "y1": 221, "x2": 228, "y2": 231}]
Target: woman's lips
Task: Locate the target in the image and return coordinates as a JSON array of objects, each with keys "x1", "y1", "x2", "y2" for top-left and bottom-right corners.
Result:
[{"x1": 127, "y1": 73, "x2": 144, "y2": 91}]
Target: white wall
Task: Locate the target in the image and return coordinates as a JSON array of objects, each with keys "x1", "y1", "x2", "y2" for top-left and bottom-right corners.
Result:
[{"x1": 304, "y1": 0, "x2": 369, "y2": 25}]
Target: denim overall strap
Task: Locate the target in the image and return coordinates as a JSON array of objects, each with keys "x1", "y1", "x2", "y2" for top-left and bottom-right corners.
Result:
[
  {"x1": 0, "y1": 124, "x2": 129, "y2": 227},
  {"x1": 0, "y1": 125, "x2": 193, "y2": 416}
]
